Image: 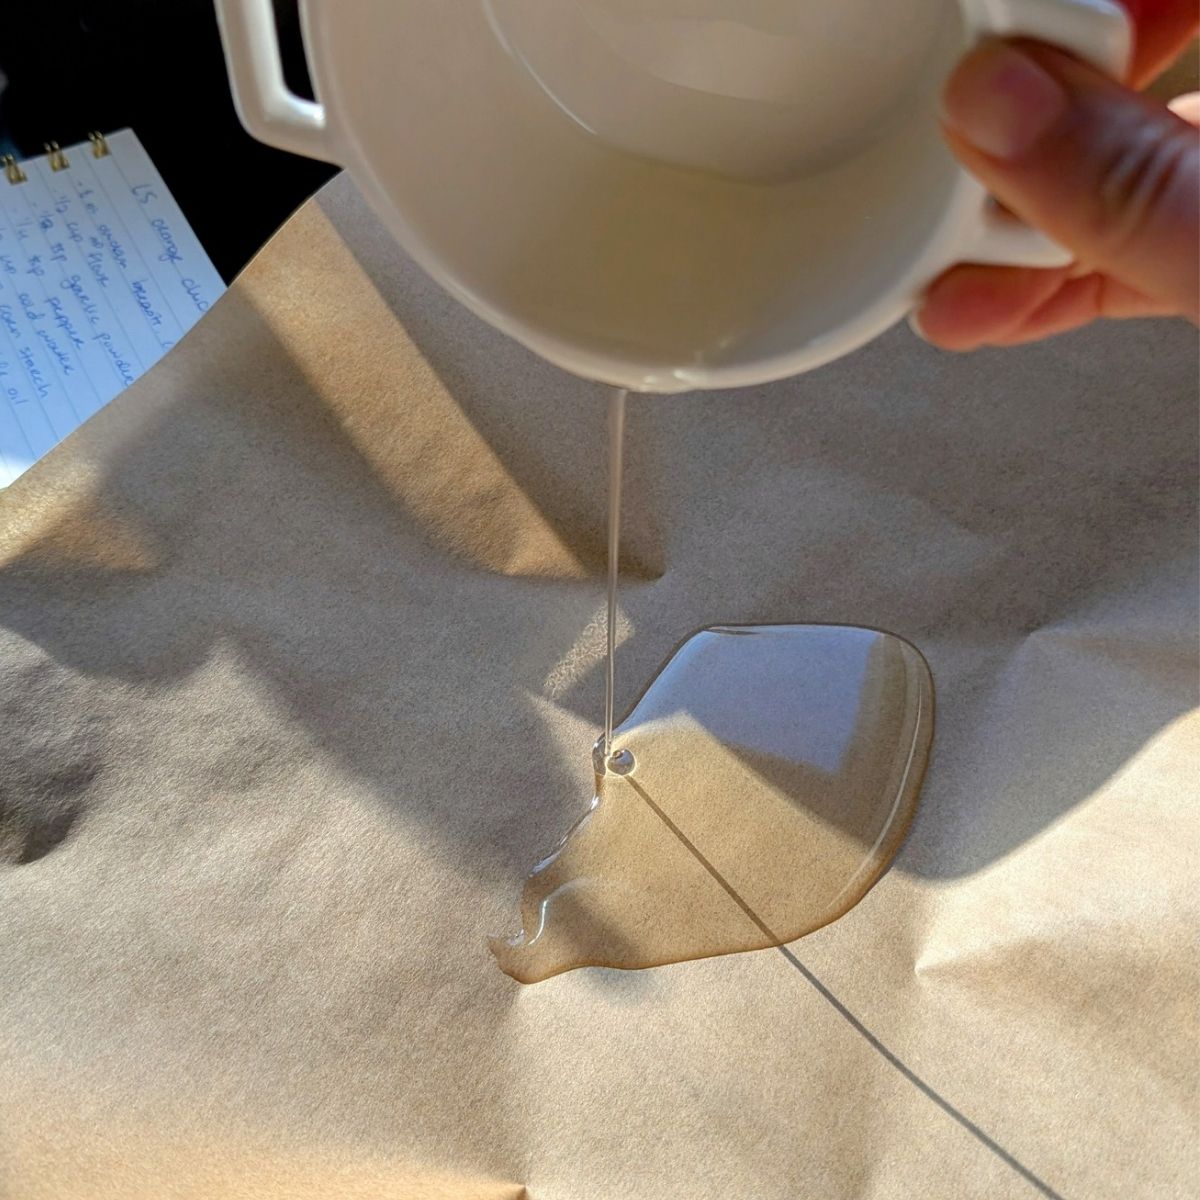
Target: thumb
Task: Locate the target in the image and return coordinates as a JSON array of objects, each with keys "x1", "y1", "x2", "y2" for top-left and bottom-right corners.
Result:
[{"x1": 942, "y1": 40, "x2": 1200, "y2": 319}]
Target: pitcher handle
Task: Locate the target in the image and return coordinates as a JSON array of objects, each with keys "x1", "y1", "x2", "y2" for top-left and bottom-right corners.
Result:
[
  {"x1": 959, "y1": 0, "x2": 1131, "y2": 267},
  {"x1": 214, "y1": 0, "x2": 336, "y2": 162}
]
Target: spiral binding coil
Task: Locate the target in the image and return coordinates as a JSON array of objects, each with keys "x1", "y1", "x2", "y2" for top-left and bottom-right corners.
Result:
[
  {"x1": 4, "y1": 132, "x2": 111, "y2": 184},
  {"x1": 44, "y1": 142, "x2": 69, "y2": 172}
]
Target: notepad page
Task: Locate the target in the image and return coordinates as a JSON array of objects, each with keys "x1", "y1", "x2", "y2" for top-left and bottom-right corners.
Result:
[{"x1": 0, "y1": 129, "x2": 225, "y2": 486}]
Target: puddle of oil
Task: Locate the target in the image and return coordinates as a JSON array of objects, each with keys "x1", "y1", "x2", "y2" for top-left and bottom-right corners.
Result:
[
  {"x1": 491, "y1": 622, "x2": 934, "y2": 983},
  {"x1": 491, "y1": 388, "x2": 933, "y2": 982}
]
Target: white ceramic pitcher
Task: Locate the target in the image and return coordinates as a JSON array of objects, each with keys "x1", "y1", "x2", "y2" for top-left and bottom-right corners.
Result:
[{"x1": 215, "y1": 0, "x2": 1130, "y2": 392}]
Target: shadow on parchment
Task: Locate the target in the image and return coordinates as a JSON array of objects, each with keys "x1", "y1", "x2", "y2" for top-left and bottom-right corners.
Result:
[
  {"x1": 0, "y1": 172, "x2": 1195, "y2": 900},
  {"x1": 0, "y1": 286, "x2": 599, "y2": 890},
  {"x1": 306, "y1": 179, "x2": 1199, "y2": 880}
]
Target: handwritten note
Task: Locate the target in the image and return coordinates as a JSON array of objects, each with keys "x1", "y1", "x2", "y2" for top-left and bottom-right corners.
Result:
[{"x1": 0, "y1": 129, "x2": 225, "y2": 486}]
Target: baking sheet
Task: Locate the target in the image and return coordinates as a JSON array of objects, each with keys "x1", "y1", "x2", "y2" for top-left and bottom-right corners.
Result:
[{"x1": 0, "y1": 173, "x2": 1195, "y2": 1199}]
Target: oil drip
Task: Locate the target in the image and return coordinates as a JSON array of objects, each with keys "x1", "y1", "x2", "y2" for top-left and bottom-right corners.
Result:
[{"x1": 491, "y1": 391, "x2": 933, "y2": 983}]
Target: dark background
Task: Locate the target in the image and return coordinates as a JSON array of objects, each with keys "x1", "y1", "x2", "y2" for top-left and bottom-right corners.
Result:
[{"x1": 0, "y1": 0, "x2": 338, "y2": 282}]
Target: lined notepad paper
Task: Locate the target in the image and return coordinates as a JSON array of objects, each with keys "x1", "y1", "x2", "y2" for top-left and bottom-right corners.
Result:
[{"x1": 0, "y1": 129, "x2": 224, "y2": 486}]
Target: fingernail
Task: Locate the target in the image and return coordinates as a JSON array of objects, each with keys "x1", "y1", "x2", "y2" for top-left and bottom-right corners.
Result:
[
  {"x1": 907, "y1": 307, "x2": 972, "y2": 351},
  {"x1": 907, "y1": 308, "x2": 931, "y2": 343},
  {"x1": 1168, "y1": 91, "x2": 1200, "y2": 123},
  {"x1": 943, "y1": 42, "x2": 1068, "y2": 160}
]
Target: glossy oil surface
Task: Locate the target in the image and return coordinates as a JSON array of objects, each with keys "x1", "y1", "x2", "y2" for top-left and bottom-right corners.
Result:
[{"x1": 491, "y1": 623, "x2": 933, "y2": 983}]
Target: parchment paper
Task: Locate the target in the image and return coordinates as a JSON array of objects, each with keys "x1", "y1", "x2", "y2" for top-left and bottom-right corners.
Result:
[{"x1": 1, "y1": 173, "x2": 1196, "y2": 1200}]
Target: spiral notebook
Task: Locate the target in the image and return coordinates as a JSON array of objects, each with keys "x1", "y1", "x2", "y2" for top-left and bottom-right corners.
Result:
[{"x1": 0, "y1": 129, "x2": 225, "y2": 487}]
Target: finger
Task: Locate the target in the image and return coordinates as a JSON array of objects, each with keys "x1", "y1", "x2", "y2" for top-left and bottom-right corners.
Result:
[
  {"x1": 914, "y1": 264, "x2": 1070, "y2": 349},
  {"x1": 990, "y1": 273, "x2": 1175, "y2": 344},
  {"x1": 941, "y1": 41, "x2": 1200, "y2": 319},
  {"x1": 1121, "y1": 0, "x2": 1199, "y2": 87}
]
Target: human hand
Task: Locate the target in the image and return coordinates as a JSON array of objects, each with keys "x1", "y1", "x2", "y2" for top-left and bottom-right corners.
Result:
[{"x1": 914, "y1": 2, "x2": 1200, "y2": 348}]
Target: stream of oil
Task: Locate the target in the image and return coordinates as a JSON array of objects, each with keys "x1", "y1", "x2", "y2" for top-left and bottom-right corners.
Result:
[{"x1": 490, "y1": 391, "x2": 934, "y2": 984}]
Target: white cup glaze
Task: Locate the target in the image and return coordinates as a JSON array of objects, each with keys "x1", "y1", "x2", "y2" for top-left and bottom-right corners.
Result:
[{"x1": 215, "y1": 0, "x2": 1130, "y2": 393}]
